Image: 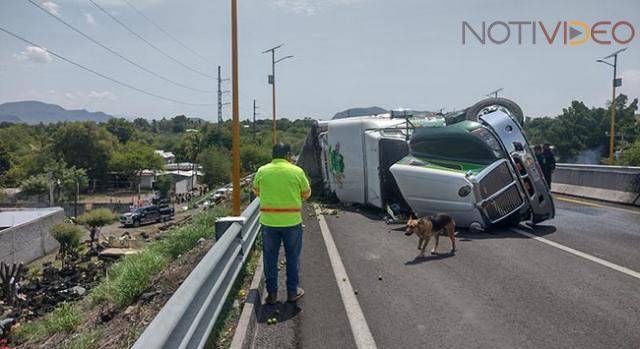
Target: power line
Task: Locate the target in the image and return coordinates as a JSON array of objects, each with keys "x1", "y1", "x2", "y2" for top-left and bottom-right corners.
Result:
[
  {"x1": 87, "y1": 0, "x2": 216, "y2": 80},
  {"x1": 0, "y1": 25, "x2": 214, "y2": 106},
  {"x1": 121, "y1": 0, "x2": 211, "y2": 64},
  {"x1": 25, "y1": 0, "x2": 214, "y2": 94}
]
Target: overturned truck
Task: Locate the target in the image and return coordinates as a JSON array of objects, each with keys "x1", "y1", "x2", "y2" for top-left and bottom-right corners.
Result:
[{"x1": 298, "y1": 98, "x2": 555, "y2": 231}]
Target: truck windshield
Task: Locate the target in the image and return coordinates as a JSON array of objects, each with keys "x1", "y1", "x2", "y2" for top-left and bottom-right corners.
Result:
[
  {"x1": 409, "y1": 121, "x2": 505, "y2": 165},
  {"x1": 469, "y1": 128, "x2": 506, "y2": 159}
]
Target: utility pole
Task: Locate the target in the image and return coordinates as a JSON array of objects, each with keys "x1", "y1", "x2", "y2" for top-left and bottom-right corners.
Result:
[
  {"x1": 217, "y1": 65, "x2": 223, "y2": 124},
  {"x1": 252, "y1": 99, "x2": 259, "y2": 142},
  {"x1": 230, "y1": 0, "x2": 240, "y2": 215},
  {"x1": 262, "y1": 44, "x2": 293, "y2": 144},
  {"x1": 597, "y1": 47, "x2": 627, "y2": 165}
]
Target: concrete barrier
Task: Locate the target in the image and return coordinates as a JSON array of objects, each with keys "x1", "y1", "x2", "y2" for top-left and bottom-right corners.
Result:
[
  {"x1": 0, "y1": 208, "x2": 64, "y2": 264},
  {"x1": 552, "y1": 164, "x2": 640, "y2": 206}
]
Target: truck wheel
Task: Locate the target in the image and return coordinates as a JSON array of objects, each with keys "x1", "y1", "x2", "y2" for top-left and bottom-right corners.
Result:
[
  {"x1": 464, "y1": 97, "x2": 524, "y2": 125},
  {"x1": 133, "y1": 220, "x2": 140, "y2": 227}
]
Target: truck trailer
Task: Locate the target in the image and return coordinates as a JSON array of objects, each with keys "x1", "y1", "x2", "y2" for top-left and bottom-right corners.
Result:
[{"x1": 298, "y1": 98, "x2": 555, "y2": 231}]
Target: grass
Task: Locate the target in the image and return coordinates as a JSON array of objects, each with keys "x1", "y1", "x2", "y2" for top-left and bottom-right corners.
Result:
[
  {"x1": 15, "y1": 204, "x2": 233, "y2": 346},
  {"x1": 90, "y1": 249, "x2": 169, "y2": 308},
  {"x1": 91, "y1": 206, "x2": 229, "y2": 309},
  {"x1": 15, "y1": 302, "x2": 83, "y2": 343}
]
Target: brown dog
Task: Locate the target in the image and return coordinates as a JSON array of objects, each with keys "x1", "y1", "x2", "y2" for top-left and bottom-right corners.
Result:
[{"x1": 405, "y1": 214, "x2": 456, "y2": 257}]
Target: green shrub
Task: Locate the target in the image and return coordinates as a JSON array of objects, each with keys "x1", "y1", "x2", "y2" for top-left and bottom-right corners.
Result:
[
  {"x1": 50, "y1": 223, "x2": 83, "y2": 267},
  {"x1": 77, "y1": 208, "x2": 118, "y2": 243}
]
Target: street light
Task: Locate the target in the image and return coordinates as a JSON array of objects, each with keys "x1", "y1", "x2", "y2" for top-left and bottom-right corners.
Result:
[
  {"x1": 230, "y1": 0, "x2": 240, "y2": 215},
  {"x1": 596, "y1": 47, "x2": 627, "y2": 165},
  {"x1": 263, "y1": 44, "x2": 293, "y2": 144}
]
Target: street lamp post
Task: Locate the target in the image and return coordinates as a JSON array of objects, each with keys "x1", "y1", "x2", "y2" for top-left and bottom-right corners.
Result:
[
  {"x1": 597, "y1": 47, "x2": 627, "y2": 165},
  {"x1": 263, "y1": 44, "x2": 293, "y2": 144},
  {"x1": 230, "y1": 0, "x2": 240, "y2": 215}
]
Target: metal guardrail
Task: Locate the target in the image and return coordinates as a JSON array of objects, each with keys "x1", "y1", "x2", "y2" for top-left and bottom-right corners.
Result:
[{"x1": 133, "y1": 198, "x2": 261, "y2": 349}]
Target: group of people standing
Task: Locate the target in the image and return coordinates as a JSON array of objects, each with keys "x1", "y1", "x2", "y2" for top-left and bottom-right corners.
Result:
[{"x1": 534, "y1": 143, "x2": 556, "y2": 188}]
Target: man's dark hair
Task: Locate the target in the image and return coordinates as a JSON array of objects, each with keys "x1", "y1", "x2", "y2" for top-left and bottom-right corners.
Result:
[{"x1": 272, "y1": 143, "x2": 291, "y2": 159}]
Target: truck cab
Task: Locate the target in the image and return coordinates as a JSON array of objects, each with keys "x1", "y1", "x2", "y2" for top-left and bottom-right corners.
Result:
[{"x1": 299, "y1": 98, "x2": 554, "y2": 231}]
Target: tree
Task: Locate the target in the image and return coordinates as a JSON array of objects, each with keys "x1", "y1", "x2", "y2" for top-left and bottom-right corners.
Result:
[
  {"x1": 523, "y1": 96, "x2": 638, "y2": 162},
  {"x1": 200, "y1": 147, "x2": 231, "y2": 188},
  {"x1": 105, "y1": 117, "x2": 136, "y2": 144},
  {"x1": 77, "y1": 208, "x2": 118, "y2": 246},
  {"x1": 179, "y1": 132, "x2": 201, "y2": 164},
  {"x1": 133, "y1": 117, "x2": 150, "y2": 131},
  {"x1": 20, "y1": 174, "x2": 49, "y2": 195},
  {"x1": 43, "y1": 161, "x2": 89, "y2": 203},
  {"x1": 53, "y1": 122, "x2": 116, "y2": 180},
  {"x1": 50, "y1": 223, "x2": 83, "y2": 268},
  {"x1": 155, "y1": 175, "x2": 174, "y2": 198},
  {"x1": 172, "y1": 115, "x2": 188, "y2": 133},
  {"x1": 622, "y1": 141, "x2": 640, "y2": 166},
  {"x1": 0, "y1": 141, "x2": 10, "y2": 186},
  {"x1": 109, "y1": 142, "x2": 164, "y2": 195},
  {"x1": 240, "y1": 144, "x2": 270, "y2": 173}
]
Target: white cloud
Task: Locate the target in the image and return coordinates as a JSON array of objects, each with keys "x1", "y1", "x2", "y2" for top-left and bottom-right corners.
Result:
[
  {"x1": 89, "y1": 90, "x2": 118, "y2": 101},
  {"x1": 66, "y1": 90, "x2": 118, "y2": 101},
  {"x1": 42, "y1": 1, "x2": 60, "y2": 16},
  {"x1": 64, "y1": 90, "x2": 118, "y2": 102},
  {"x1": 13, "y1": 46, "x2": 53, "y2": 63},
  {"x1": 273, "y1": 0, "x2": 366, "y2": 15},
  {"x1": 85, "y1": 12, "x2": 96, "y2": 25}
]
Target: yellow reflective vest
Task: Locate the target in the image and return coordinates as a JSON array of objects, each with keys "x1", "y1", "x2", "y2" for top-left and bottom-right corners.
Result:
[{"x1": 253, "y1": 159, "x2": 311, "y2": 227}]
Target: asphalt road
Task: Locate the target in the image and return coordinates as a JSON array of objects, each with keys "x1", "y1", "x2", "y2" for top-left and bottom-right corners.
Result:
[{"x1": 252, "y1": 196, "x2": 640, "y2": 348}]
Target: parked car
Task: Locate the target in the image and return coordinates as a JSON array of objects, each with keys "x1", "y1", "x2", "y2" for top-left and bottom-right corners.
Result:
[{"x1": 120, "y1": 205, "x2": 175, "y2": 227}]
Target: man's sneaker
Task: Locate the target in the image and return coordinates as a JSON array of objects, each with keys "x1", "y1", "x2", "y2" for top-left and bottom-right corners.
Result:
[
  {"x1": 265, "y1": 292, "x2": 278, "y2": 305},
  {"x1": 287, "y1": 287, "x2": 305, "y2": 303}
]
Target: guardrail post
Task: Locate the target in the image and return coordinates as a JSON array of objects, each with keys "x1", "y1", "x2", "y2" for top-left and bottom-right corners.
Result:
[{"x1": 215, "y1": 216, "x2": 246, "y2": 240}]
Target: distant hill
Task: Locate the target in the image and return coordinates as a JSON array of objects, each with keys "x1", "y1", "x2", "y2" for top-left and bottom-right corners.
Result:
[
  {"x1": 333, "y1": 106, "x2": 388, "y2": 120},
  {"x1": 0, "y1": 114, "x2": 22, "y2": 123},
  {"x1": 0, "y1": 101, "x2": 113, "y2": 124}
]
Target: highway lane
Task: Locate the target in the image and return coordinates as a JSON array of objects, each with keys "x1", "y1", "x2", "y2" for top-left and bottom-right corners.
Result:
[
  {"x1": 532, "y1": 195, "x2": 640, "y2": 271},
  {"x1": 320, "y1": 198, "x2": 640, "y2": 349}
]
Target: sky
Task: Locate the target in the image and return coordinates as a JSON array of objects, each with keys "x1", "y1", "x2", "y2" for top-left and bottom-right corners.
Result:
[{"x1": 0, "y1": 0, "x2": 639, "y2": 121}]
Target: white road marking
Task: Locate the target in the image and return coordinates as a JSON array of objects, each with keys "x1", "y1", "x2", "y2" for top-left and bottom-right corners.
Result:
[
  {"x1": 313, "y1": 204, "x2": 377, "y2": 349},
  {"x1": 510, "y1": 227, "x2": 640, "y2": 281}
]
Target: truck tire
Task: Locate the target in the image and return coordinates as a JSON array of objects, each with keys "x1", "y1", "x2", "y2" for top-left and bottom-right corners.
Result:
[
  {"x1": 464, "y1": 97, "x2": 524, "y2": 125},
  {"x1": 133, "y1": 220, "x2": 140, "y2": 227}
]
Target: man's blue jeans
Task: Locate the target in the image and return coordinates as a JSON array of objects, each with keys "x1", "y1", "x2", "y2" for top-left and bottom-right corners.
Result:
[{"x1": 262, "y1": 223, "x2": 303, "y2": 295}]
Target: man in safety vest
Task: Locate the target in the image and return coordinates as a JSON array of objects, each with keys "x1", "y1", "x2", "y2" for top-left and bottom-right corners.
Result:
[{"x1": 253, "y1": 143, "x2": 311, "y2": 304}]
